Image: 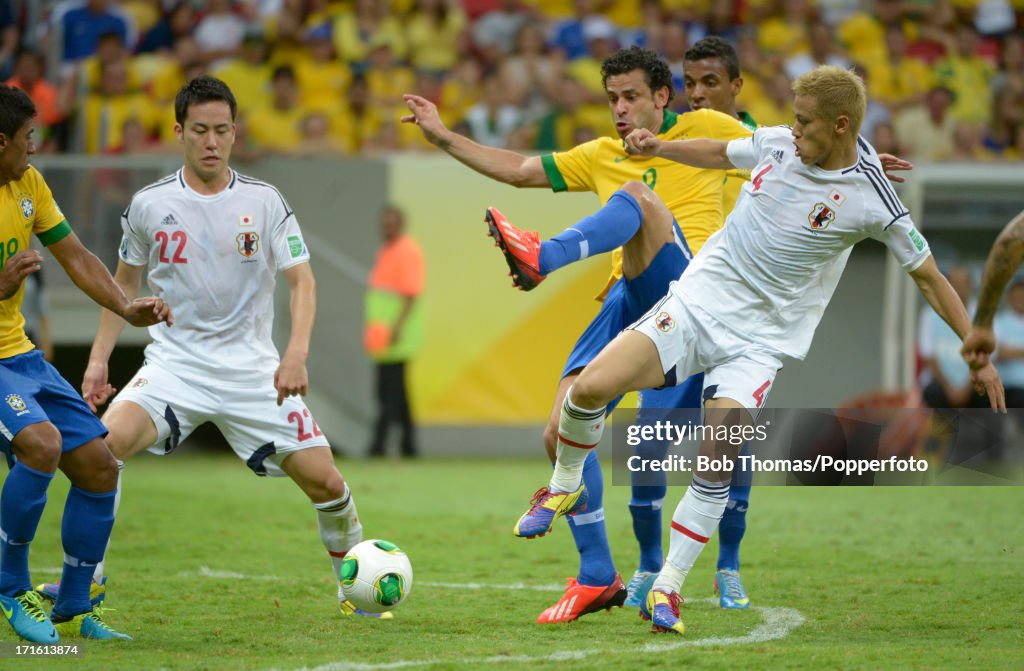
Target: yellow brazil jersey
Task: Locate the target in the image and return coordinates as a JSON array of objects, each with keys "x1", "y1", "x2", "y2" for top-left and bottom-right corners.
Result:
[
  {"x1": 540, "y1": 108, "x2": 752, "y2": 299},
  {"x1": 0, "y1": 166, "x2": 71, "y2": 358},
  {"x1": 721, "y1": 111, "x2": 760, "y2": 219}
]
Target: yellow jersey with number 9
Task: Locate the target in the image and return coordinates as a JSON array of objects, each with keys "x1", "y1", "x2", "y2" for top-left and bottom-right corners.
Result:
[
  {"x1": 540, "y1": 108, "x2": 753, "y2": 299},
  {"x1": 0, "y1": 165, "x2": 71, "y2": 358}
]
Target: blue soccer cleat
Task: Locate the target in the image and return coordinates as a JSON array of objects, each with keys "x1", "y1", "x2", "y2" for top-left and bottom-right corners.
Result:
[
  {"x1": 53, "y1": 606, "x2": 131, "y2": 640},
  {"x1": 513, "y1": 485, "x2": 588, "y2": 538},
  {"x1": 639, "y1": 588, "x2": 684, "y2": 635},
  {"x1": 35, "y1": 576, "x2": 107, "y2": 607},
  {"x1": 624, "y1": 570, "x2": 658, "y2": 607},
  {"x1": 714, "y1": 569, "x2": 750, "y2": 609},
  {"x1": 0, "y1": 591, "x2": 59, "y2": 643}
]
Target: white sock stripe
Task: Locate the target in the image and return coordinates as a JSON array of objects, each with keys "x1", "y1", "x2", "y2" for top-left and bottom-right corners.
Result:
[
  {"x1": 571, "y1": 507, "x2": 605, "y2": 525},
  {"x1": 652, "y1": 497, "x2": 665, "y2": 510},
  {"x1": 692, "y1": 475, "x2": 730, "y2": 489},
  {"x1": 115, "y1": 459, "x2": 125, "y2": 472},
  {"x1": 579, "y1": 240, "x2": 589, "y2": 259}
]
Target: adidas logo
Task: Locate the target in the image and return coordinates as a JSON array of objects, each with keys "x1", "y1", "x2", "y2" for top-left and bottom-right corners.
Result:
[
  {"x1": 160, "y1": 214, "x2": 179, "y2": 226},
  {"x1": 771, "y1": 149, "x2": 785, "y2": 163}
]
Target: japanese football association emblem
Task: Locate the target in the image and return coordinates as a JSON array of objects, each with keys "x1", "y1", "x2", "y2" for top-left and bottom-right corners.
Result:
[
  {"x1": 807, "y1": 202, "x2": 836, "y2": 231},
  {"x1": 236, "y1": 232, "x2": 260, "y2": 257},
  {"x1": 655, "y1": 311, "x2": 675, "y2": 333}
]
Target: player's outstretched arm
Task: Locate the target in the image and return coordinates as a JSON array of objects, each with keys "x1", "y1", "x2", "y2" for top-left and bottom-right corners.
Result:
[
  {"x1": 624, "y1": 128, "x2": 733, "y2": 169},
  {"x1": 47, "y1": 232, "x2": 171, "y2": 327},
  {"x1": 82, "y1": 260, "x2": 147, "y2": 411},
  {"x1": 910, "y1": 255, "x2": 1006, "y2": 412},
  {"x1": 275, "y1": 261, "x2": 315, "y2": 406},
  {"x1": 401, "y1": 93, "x2": 549, "y2": 188},
  {"x1": 965, "y1": 208, "x2": 1024, "y2": 344}
]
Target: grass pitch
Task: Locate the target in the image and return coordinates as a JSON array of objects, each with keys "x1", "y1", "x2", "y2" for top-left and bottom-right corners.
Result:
[{"x1": 8, "y1": 452, "x2": 1023, "y2": 670}]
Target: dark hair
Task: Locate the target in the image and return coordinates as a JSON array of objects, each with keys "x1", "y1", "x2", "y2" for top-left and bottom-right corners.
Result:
[
  {"x1": 601, "y1": 47, "x2": 674, "y2": 103},
  {"x1": 0, "y1": 84, "x2": 37, "y2": 138},
  {"x1": 271, "y1": 64, "x2": 296, "y2": 82},
  {"x1": 174, "y1": 75, "x2": 237, "y2": 124},
  {"x1": 684, "y1": 36, "x2": 741, "y2": 80}
]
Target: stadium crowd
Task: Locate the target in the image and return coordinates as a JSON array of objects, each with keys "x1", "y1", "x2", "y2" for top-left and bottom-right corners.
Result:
[{"x1": 4, "y1": 0, "x2": 1023, "y2": 160}]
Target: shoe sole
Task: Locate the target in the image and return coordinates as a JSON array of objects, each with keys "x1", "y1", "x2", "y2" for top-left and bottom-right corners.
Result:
[{"x1": 485, "y1": 208, "x2": 540, "y2": 292}]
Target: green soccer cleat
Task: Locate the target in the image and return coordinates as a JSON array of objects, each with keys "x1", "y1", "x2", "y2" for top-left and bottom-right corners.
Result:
[
  {"x1": 0, "y1": 590, "x2": 59, "y2": 643},
  {"x1": 52, "y1": 606, "x2": 131, "y2": 640}
]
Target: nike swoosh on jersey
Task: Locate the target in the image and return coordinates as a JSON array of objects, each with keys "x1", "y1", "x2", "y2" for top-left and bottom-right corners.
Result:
[{"x1": 613, "y1": 155, "x2": 631, "y2": 162}]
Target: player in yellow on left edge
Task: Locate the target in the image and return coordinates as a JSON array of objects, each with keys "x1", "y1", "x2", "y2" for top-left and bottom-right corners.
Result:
[{"x1": 0, "y1": 84, "x2": 172, "y2": 643}]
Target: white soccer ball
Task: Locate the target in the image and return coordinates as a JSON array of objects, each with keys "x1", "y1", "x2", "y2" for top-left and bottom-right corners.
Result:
[{"x1": 339, "y1": 539, "x2": 413, "y2": 613}]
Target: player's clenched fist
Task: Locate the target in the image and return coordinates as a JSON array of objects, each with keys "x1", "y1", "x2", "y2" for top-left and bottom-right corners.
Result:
[{"x1": 624, "y1": 128, "x2": 661, "y2": 156}]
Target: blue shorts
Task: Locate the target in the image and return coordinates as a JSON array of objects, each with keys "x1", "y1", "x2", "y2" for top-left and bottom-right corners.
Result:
[
  {"x1": 562, "y1": 236, "x2": 701, "y2": 412},
  {"x1": 0, "y1": 350, "x2": 107, "y2": 467}
]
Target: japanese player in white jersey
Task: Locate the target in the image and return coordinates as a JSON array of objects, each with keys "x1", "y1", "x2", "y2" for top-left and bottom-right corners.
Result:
[
  {"x1": 515, "y1": 65, "x2": 1005, "y2": 636},
  {"x1": 35, "y1": 76, "x2": 387, "y2": 619}
]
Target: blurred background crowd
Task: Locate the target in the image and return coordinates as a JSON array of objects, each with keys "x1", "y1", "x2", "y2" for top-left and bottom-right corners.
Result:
[{"x1": 4, "y1": 0, "x2": 1023, "y2": 161}]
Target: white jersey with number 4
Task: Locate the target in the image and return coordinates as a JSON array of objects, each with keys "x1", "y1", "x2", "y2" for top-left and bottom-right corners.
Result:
[
  {"x1": 120, "y1": 169, "x2": 310, "y2": 384},
  {"x1": 675, "y1": 125, "x2": 930, "y2": 360}
]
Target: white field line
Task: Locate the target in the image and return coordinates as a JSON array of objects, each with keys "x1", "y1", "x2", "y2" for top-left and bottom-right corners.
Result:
[
  {"x1": 42, "y1": 566, "x2": 804, "y2": 668},
  {"x1": 283, "y1": 600, "x2": 804, "y2": 671}
]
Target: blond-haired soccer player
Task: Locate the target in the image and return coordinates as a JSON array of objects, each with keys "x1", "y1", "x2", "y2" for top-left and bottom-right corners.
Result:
[
  {"x1": 0, "y1": 84, "x2": 171, "y2": 643},
  {"x1": 404, "y1": 46, "x2": 752, "y2": 623},
  {"x1": 531, "y1": 65, "x2": 1004, "y2": 635},
  {"x1": 35, "y1": 76, "x2": 384, "y2": 619}
]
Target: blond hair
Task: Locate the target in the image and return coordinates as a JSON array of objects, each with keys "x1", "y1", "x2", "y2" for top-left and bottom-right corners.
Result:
[{"x1": 792, "y1": 66, "x2": 867, "y2": 137}]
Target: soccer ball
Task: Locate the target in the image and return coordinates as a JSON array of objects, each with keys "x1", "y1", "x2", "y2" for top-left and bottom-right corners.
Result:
[{"x1": 339, "y1": 539, "x2": 413, "y2": 613}]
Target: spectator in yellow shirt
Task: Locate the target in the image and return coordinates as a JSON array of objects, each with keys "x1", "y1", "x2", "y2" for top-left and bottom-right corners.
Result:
[
  {"x1": 83, "y1": 59, "x2": 158, "y2": 154},
  {"x1": 332, "y1": 0, "x2": 407, "y2": 68},
  {"x1": 868, "y1": 25, "x2": 934, "y2": 112},
  {"x1": 934, "y1": 22, "x2": 997, "y2": 124},
  {"x1": 295, "y1": 24, "x2": 351, "y2": 112},
  {"x1": 405, "y1": 0, "x2": 467, "y2": 74},
  {"x1": 213, "y1": 31, "x2": 271, "y2": 118},
  {"x1": 246, "y1": 65, "x2": 307, "y2": 153}
]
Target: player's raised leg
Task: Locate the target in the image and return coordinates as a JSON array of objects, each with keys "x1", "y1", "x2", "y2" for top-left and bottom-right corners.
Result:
[
  {"x1": 486, "y1": 182, "x2": 657, "y2": 291},
  {"x1": 518, "y1": 330, "x2": 667, "y2": 538}
]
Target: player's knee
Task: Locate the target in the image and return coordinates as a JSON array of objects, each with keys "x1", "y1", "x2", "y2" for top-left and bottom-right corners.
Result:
[
  {"x1": 568, "y1": 376, "x2": 612, "y2": 411},
  {"x1": 12, "y1": 423, "x2": 62, "y2": 471},
  {"x1": 302, "y1": 467, "x2": 346, "y2": 502},
  {"x1": 89, "y1": 444, "x2": 120, "y2": 491}
]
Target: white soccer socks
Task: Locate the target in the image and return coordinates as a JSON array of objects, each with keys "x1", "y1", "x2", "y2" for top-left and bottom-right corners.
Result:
[
  {"x1": 652, "y1": 476, "x2": 730, "y2": 595},
  {"x1": 314, "y1": 486, "x2": 363, "y2": 580},
  {"x1": 549, "y1": 388, "x2": 606, "y2": 493}
]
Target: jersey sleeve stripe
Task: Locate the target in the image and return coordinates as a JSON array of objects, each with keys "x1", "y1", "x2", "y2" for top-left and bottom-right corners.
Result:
[
  {"x1": 236, "y1": 174, "x2": 292, "y2": 212},
  {"x1": 36, "y1": 220, "x2": 72, "y2": 246},
  {"x1": 883, "y1": 211, "x2": 911, "y2": 230},
  {"x1": 540, "y1": 154, "x2": 568, "y2": 192},
  {"x1": 856, "y1": 161, "x2": 902, "y2": 219},
  {"x1": 859, "y1": 158, "x2": 902, "y2": 211}
]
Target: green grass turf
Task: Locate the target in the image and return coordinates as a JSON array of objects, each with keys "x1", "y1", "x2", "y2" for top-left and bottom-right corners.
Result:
[{"x1": 5, "y1": 453, "x2": 1022, "y2": 670}]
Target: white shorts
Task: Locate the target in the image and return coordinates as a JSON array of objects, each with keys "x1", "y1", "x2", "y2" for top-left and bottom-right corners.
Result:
[
  {"x1": 112, "y1": 363, "x2": 329, "y2": 477},
  {"x1": 630, "y1": 294, "x2": 785, "y2": 413}
]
